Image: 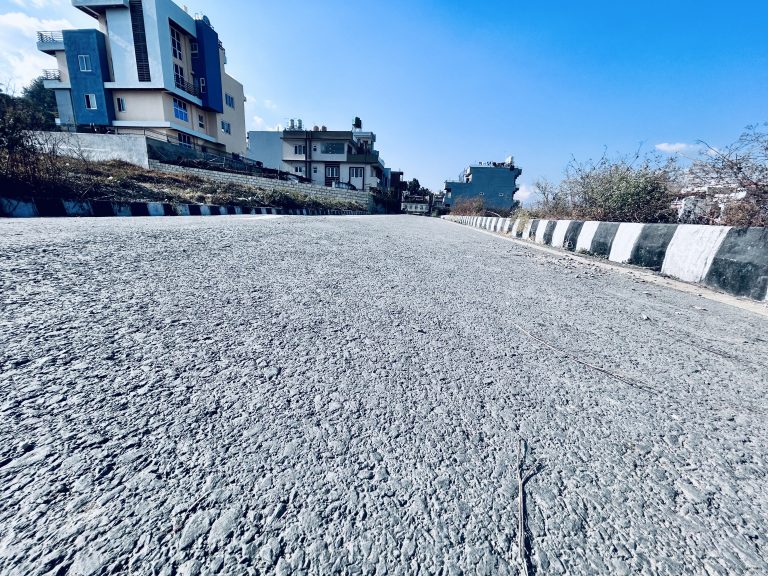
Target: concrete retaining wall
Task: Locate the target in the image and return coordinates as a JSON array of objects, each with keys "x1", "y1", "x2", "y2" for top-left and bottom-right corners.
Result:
[
  {"x1": 0, "y1": 196, "x2": 367, "y2": 219},
  {"x1": 148, "y1": 160, "x2": 373, "y2": 210},
  {"x1": 444, "y1": 215, "x2": 768, "y2": 302},
  {"x1": 35, "y1": 132, "x2": 150, "y2": 169}
]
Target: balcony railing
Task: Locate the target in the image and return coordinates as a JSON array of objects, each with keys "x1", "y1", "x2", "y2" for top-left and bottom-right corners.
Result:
[
  {"x1": 174, "y1": 76, "x2": 201, "y2": 98},
  {"x1": 347, "y1": 151, "x2": 380, "y2": 163},
  {"x1": 37, "y1": 31, "x2": 63, "y2": 43},
  {"x1": 42, "y1": 69, "x2": 61, "y2": 81}
]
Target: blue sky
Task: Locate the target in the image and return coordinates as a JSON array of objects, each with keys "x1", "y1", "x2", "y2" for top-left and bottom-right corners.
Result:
[{"x1": 1, "y1": 0, "x2": 766, "y2": 202}]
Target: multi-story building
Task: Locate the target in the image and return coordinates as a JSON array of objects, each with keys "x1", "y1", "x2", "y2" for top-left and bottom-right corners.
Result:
[
  {"x1": 443, "y1": 157, "x2": 523, "y2": 212},
  {"x1": 247, "y1": 121, "x2": 387, "y2": 192},
  {"x1": 36, "y1": 0, "x2": 246, "y2": 155}
]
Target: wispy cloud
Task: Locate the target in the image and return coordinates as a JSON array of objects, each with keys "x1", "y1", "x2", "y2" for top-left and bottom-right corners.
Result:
[
  {"x1": 263, "y1": 99, "x2": 277, "y2": 110},
  {"x1": 10, "y1": 0, "x2": 66, "y2": 8},
  {"x1": 0, "y1": 12, "x2": 73, "y2": 89},
  {"x1": 655, "y1": 142, "x2": 698, "y2": 154},
  {"x1": 516, "y1": 183, "x2": 534, "y2": 203}
]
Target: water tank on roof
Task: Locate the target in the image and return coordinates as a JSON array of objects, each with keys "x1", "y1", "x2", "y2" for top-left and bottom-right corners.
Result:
[{"x1": 297, "y1": 119, "x2": 303, "y2": 130}]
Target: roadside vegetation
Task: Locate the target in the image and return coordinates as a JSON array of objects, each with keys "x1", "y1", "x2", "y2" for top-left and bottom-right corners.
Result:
[
  {"x1": 0, "y1": 81, "x2": 364, "y2": 212},
  {"x1": 453, "y1": 124, "x2": 768, "y2": 227}
]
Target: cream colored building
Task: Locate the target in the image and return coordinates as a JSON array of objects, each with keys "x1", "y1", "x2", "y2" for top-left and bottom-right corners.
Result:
[{"x1": 37, "y1": 0, "x2": 246, "y2": 156}]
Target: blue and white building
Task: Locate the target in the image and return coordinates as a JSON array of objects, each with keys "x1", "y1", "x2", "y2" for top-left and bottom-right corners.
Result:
[
  {"x1": 37, "y1": 0, "x2": 246, "y2": 155},
  {"x1": 444, "y1": 157, "x2": 523, "y2": 211}
]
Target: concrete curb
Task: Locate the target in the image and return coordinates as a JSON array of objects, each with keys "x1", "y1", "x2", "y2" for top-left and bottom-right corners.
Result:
[
  {"x1": 444, "y1": 215, "x2": 768, "y2": 302},
  {"x1": 0, "y1": 197, "x2": 368, "y2": 219}
]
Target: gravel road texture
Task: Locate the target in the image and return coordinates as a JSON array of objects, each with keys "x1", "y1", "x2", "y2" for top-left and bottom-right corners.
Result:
[{"x1": 1, "y1": 215, "x2": 767, "y2": 575}]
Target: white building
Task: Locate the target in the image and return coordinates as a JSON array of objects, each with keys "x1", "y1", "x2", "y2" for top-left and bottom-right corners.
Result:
[
  {"x1": 37, "y1": 0, "x2": 246, "y2": 155},
  {"x1": 248, "y1": 122, "x2": 387, "y2": 192}
]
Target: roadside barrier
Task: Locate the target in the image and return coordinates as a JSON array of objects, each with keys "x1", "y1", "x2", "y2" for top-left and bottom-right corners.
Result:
[
  {"x1": 0, "y1": 197, "x2": 368, "y2": 219},
  {"x1": 443, "y1": 215, "x2": 768, "y2": 302}
]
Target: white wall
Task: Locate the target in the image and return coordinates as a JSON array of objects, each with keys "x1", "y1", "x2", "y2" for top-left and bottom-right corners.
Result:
[{"x1": 35, "y1": 132, "x2": 149, "y2": 168}]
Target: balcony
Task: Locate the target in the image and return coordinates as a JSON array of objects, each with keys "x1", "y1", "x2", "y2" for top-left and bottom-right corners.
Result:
[
  {"x1": 37, "y1": 31, "x2": 64, "y2": 54},
  {"x1": 42, "y1": 69, "x2": 61, "y2": 81},
  {"x1": 72, "y1": 0, "x2": 129, "y2": 17},
  {"x1": 347, "y1": 150, "x2": 380, "y2": 163},
  {"x1": 174, "y1": 76, "x2": 201, "y2": 99}
]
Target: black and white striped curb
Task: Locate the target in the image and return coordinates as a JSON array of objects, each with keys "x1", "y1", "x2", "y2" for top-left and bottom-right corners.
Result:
[
  {"x1": 444, "y1": 215, "x2": 768, "y2": 302},
  {"x1": 0, "y1": 197, "x2": 367, "y2": 219}
]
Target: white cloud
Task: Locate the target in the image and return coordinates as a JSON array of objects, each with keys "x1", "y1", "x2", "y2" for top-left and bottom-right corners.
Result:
[
  {"x1": 655, "y1": 142, "x2": 698, "y2": 154},
  {"x1": 0, "y1": 12, "x2": 73, "y2": 90},
  {"x1": 516, "y1": 183, "x2": 534, "y2": 202},
  {"x1": 251, "y1": 114, "x2": 265, "y2": 128},
  {"x1": 10, "y1": 0, "x2": 66, "y2": 8},
  {"x1": 263, "y1": 99, "x2": 277, "y2": 110}
]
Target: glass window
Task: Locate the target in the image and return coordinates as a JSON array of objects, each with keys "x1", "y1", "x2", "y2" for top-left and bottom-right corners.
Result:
[
  {"x1": 171, "y1": 27, "x2": 183, "y2": 60},
  {"x1": 350, "y1": 167, "x2": 364, "y2": 178},
  {"x1": 221, "y1": 120, "x2": 231, "y2": 134},
  {"x1": 173, "y1": 98, "x2": 188, "y2": 122},
  {"x1": 190, "y1": 41, "x2": 198, "y2": 56},
  {"x1": 294, "y1": 144, "x2": 305, "y2": 155},
  {"x1": 198, "y1": 114, "x2": 205, "y2": 129},
  {"x1": 116, "y1": 97, "x2": 126, "y2": 112},
  {"x1": 225, "y1": 93, "x2": 235, "y2": 108},
  {"x1": 178, "y1": 133, "x2": 192, "y2": 149},
  {"x1": 84, "y1": 94, "x2": 97, "y2": 110},
  {"x1": 320, "y1": 142, "x2": 344, "y2": 154},
  {"x1": 325, "y1": 166, "x2": 339, "y2": 178},
  {"x1": 78, "y1": 54, "x2": 91, "y2": 72}
]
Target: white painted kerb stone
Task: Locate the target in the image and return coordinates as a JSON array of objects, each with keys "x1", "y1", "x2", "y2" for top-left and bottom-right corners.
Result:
[
  {"x1": 551, "y1": 220, "x2": 572, "y2": 249},
  {"x1": 576, "y1": 221, "x2": 600, "y2": 252},
  {"x1": 609, "y1": 223, "x2": 645, "y2": 264},
  {"x1": 662, "y1": 224, "x2": 732, "y2": 283}
]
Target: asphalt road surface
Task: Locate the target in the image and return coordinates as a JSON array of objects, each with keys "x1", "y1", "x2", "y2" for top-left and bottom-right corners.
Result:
[{"x1": 1, "y1": 215, "x2": 767, "y2": 575}]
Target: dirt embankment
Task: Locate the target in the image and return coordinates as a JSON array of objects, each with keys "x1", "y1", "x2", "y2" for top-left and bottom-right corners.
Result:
[{"x1": 0, "y1": 158, "x2": 365, "y2": 211}]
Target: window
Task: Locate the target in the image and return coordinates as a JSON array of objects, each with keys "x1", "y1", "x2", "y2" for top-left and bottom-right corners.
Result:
[
  {"x1": 350, "y1": 167, "x2": 364, "y2": 178},
  {"x1": 116, "y1": 97, "x2": 126, "y2": 112},
  {"x1": 325, "y1": 166, "x2": 339, "y2": 178},
  {"x1": 199, "y1": 77, "x2": 206, "y2": 94},
  {"x1": 178, "y1": 133, "x2": 193, "y2": 149},
  {"x1": 294, "y1": 166, "x2": 304, "y2": 173},
  {"x1": 198, "y1": 114, "x2": 205, "y2": 129},
  {"x1": 225, "y1": 93, "x2": 235, "y2": 108},
  {"x1": 293, "y1": 144, "x2": 306, "y2": 155},
  {"x1": 173, "y1": 63, "x2": 185, "y2": 84},
  {"x1": 190, "y1": 41, "x2": 199, "y2": 57},
  {"x1": 320, "y1": 142, "x2": 344, "y2": 154},
  {"x1": 84, "y1": 94, "x2": 97, "y2": 110},
  {"x1": 313, "y1": 166, "x2": 317, "y2": 174},
  {"x1": 171, "y1": 27, "x2": 183, "y2": 60},
  {"x1": 478, "y1": 192, "x2": 484, "y2": 196},
  {"x1": 78, "y1": 54, "x2": 91, "y2": 72},
  {"x1": 173, "y1": 97, "x2": 188, "y2": 122},
  {"x1": 221, "y1": 120, "x2": 231, "y2": 134}
]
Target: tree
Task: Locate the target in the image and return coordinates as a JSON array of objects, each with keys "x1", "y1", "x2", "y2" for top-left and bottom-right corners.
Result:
[
  {"x1": 21, "y1": 77, "x2": 57, "y2": 130},
  {"x1": 557, "y1": 151, "x2": 678, "y2": 223},
  {"x1": 407, "y1": 178, "x2": 421, "y2": 194},
  {"x1": 687, "y1": 123, "x2": 768, "y2": 226}
]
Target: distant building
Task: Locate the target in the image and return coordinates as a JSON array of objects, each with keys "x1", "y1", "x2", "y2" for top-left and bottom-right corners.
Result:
[
  {"x1": 36, "y1": 0, "x2": 246, "y2": 155},
  {"x1": 248, "y1": 121, "x2": 387, "y2": 192},
  {"x1": 401, "y1": 192, "x2": 431, "y2": 215},
  {"x1": 444, "y1": 157, "x2": 522, "y2": 211}
]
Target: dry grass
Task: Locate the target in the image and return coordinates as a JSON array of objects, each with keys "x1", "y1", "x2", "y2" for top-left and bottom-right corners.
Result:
[{"x1": 0, "y1": 156, "x2": 365, "y2": 211}]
